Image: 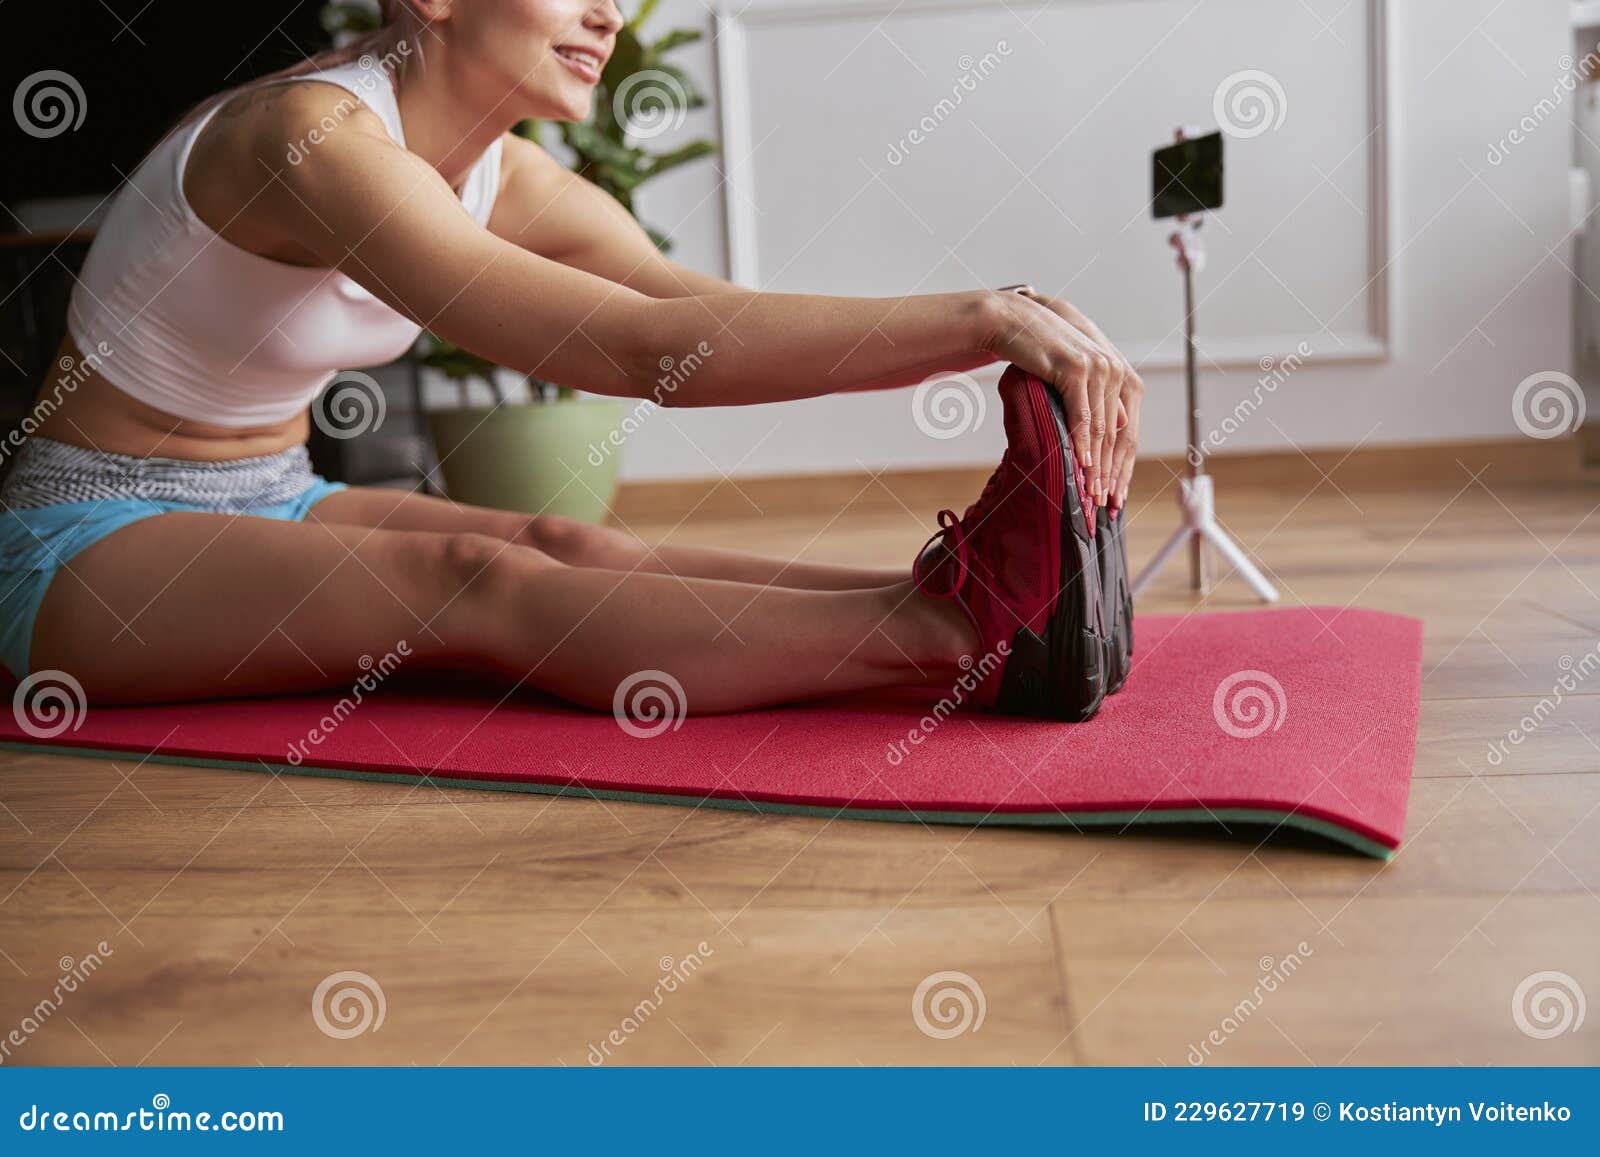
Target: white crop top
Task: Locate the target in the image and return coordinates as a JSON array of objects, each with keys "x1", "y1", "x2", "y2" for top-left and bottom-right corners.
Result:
[{"x1": 67, "y1": 57, "x2": 503, "y2": 428}]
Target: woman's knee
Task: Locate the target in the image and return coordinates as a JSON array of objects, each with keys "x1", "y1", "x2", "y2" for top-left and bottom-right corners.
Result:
[
  {"x1": 517, "y1": 515, "x2": 640, "y2": 568},
  {"x1": 406, "y1": 531, "x2": 569, "y2": 624},
  {"x1": 426, "y1": 531, "x2": 563, "y2": 602}
]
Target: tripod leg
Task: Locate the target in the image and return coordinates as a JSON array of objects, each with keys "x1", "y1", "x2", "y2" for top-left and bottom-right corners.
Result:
[
  {"x1": 1131, "y1": 523, "x2": 1195, "y2": 597},
  {"x1": 1200, "y1": 522, "x2": 1279, "y2": 602}
]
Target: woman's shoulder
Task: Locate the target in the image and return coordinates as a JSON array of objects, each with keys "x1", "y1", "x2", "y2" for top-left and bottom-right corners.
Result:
[
  {"x1": 182, "y1": 78, "x2": 411, "y2": 263},
  {"x1": 496, "y1": 130, "x2": 564, "y2": 186},
  {"x1": 494, "y1": 130, "x2": 612, "y2": 212},
  {"x1": 199, "y1": 78, "x2": 399, "y2": 175}
]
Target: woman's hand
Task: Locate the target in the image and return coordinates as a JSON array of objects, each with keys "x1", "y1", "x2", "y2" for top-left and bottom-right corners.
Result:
[
  {"x1": 1019, "y1": 289, "x2": 1143, "y2": 509},
  {"x1": 983, "y1": 288, "x2": 1143, "y2": 507}
]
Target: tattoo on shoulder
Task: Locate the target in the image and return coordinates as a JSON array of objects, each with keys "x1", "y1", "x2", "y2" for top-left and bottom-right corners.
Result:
[{"x1": 215, "y1": 86, "x2": 280, "y2": 122}]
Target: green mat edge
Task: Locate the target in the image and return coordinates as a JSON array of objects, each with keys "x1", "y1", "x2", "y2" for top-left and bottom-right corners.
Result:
[{"x1": 0, "y1": 741, "x2": 1396, "y2": 860}]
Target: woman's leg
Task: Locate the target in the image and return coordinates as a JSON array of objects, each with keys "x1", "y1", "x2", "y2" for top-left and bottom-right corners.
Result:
[
  {"x1": 32, "y1": 513, "x2": 974, "y2": 711},
  {"x1": 309, "y1": 486, "x2": 909, "y2": 591}
]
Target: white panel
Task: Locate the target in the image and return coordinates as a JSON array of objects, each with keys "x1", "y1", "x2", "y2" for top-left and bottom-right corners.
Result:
[
  {"x1": 716, "y1": 0, "x2": 1389, "y2": 368},
  {"x1": 615, "y1": 0, "x2": 1571, "y2": 482}
]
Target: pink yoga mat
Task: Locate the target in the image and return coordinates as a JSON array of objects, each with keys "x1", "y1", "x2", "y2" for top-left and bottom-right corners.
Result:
[{"x1": 0, "y1": 607, "x2": 1422, "y2": 857}]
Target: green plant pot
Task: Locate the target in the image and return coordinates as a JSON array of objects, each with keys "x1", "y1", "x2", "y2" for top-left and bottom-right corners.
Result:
[{"x1": 428, "y1": 399, "x2": 628, "y2": 524}]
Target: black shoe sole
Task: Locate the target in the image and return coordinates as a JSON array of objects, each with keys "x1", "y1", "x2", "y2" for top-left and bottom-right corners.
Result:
[
  {"x1": 992, "y1": 384, "x2": 1107, "y2": 722},
  {"x1": 1097, "y1": 506, "x2": 1134, "y2": 694}
]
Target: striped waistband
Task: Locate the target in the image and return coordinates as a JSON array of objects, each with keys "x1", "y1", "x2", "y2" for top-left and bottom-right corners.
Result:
[{"x1": 0, "y1": 437, "x2": 323, "y2": 513}]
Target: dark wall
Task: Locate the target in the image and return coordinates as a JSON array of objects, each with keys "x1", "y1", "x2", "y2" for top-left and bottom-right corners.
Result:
[
  {"x1": 0, "y1": 3, "x2": 429, "y2": 488},
  {"x1": 1, "y1": 1, "x2": 332, "y2": 397},
  {"x1": 3, "y1": 2, "x2": 329, "y2": 204}
]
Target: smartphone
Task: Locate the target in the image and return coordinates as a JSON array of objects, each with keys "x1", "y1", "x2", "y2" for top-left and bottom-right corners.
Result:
[{"x1": 1151, "y1": 131, "x2": 1224, "y2": 219}]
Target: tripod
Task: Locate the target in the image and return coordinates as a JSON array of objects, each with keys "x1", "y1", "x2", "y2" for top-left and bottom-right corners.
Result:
[{"x1": 1130, "y1": 213, "x2": 1278, "y2": 602}]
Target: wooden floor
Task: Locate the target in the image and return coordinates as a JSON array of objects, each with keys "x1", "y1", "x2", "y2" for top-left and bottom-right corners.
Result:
[{"x1": 2, "y1": 445, "x2": 1598, "y2": 1066}]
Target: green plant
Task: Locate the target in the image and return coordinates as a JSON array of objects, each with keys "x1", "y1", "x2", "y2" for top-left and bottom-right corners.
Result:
[
  {"x1": 550, "y1": 0, "x2": 715, "y2": 248},
  {"x1": 319, "y1": 0, "x2": 716, "y2": 397}
]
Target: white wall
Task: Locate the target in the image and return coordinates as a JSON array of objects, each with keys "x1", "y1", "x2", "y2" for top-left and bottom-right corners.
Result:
[{"x1": 622, "y1": 0, "x2": 1574, "y2": 480}]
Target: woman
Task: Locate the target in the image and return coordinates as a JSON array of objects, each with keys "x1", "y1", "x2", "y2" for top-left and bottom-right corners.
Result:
[{"x1": 0, "y1": 0, "x2": 1142, "y2": 720}]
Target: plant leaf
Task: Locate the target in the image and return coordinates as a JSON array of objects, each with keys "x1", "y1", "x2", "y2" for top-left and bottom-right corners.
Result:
[
  {"x1": 563, "y1": 121, "x2": 644, "y2": 169},
  {"x1": 642, "y1": 62, "x2": 706, "y2": 110},
  {"x1": 604, "y1": 26, "x2": 647, "y2": 91},
  {"x1": 641, "y1": 139, "x2": 716, "y2": 178},
  {"x1": 415, "y1": 335, "x2": 499, "y2": 385},
  {"x1": 648, "y1": 28, "x2": 702, "y2": 55},
  {"x1": 630, "y1": 0, "x2": 662, "y2": 29},
  {"x1": 321, "y1": 2, "x2": 380, "y2": 35}
]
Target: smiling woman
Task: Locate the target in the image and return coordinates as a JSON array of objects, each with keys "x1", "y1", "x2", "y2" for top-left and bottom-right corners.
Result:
[
  {"x1": 553, "y1": 40, "x2": 606, "y2": 83},
  {"x1": 0, "y1": 0, "x2": 1141, "y2": 722}
]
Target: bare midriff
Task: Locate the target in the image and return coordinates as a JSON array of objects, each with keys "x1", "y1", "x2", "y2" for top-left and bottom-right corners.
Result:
[{"x1": 28, "y1": 336, "x2": 310, "y2": 462}]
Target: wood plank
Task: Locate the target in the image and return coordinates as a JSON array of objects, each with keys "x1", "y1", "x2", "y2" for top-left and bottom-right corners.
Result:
[
  {"x1": 0, "y1": 907, "x2": 1061, "y2": 1066},
  {"x1": 1052, "y1": 893, "x2": 1600, "y2": 1065},
  {"x1": 1420, "y1": 634, "x2": 1600, "y2": 700},
  {"x1": 1417, "y1": 698, "x2": 1600, "y2": 777},
  {"x1": 2, "y1": 764, "x2": 1596, "y2": 921}
]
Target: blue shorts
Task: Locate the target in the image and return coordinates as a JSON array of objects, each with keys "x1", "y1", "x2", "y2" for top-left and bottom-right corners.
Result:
[{"x1": 0, "y1": 471, "x2": 343, "y2": 680}]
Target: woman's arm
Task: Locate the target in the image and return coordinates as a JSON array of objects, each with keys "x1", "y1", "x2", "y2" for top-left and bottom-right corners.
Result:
[
  {"x1": 485, "y1": 133, "x2": 736, "y2": 298},
  {"x1": 249, "y1": 86, "x2": 1129, "y2": 489},
  {"x1": 482, "y1": 136, "x2": 1142, "y2": 498},
  {"x1": 485, "y1": 134, "x2": 1002, "y2": 393}
]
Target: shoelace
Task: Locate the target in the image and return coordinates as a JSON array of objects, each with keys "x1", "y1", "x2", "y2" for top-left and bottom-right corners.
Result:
[{"x1": 917, "y1": 450, "x2": 1012, "y2": 598}]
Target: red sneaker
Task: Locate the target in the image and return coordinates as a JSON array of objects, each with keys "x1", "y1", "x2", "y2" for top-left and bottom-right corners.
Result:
[
  {"x1": 1096, "y1": 503, "x2": 1134, "y2": 694},
  {"x1": 912, "y1": 366, "x2": 1106, "y2": 721}
]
